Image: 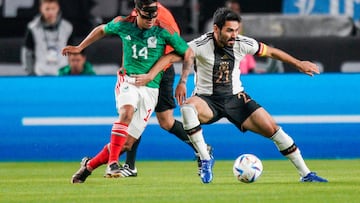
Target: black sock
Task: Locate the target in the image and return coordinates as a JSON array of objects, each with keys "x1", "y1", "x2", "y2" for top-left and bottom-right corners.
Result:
[
  {"x1": 169, "y1": 120, "x2": 198, "y2": 153},
  {"x1": 125, "y1": 136, "x2": 141, "y2": 170}
]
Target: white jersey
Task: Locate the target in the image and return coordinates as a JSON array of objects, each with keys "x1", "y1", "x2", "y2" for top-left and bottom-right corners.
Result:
[{"x1": 188, "y1": 32, "x2": 261, "y2": 96}]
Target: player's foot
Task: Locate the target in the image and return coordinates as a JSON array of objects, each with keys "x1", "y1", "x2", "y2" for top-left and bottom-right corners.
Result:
[
  {"x1": 200, "y1": 156, "x2": 215, "y2": 184},
  {"x1": 196, "y1": 145, "x2": 213, "y2": 176},
  {"x1": 119, "y1": 164, "x2": 138, "y2": 177},
  {"x1": 71, "y1": 157, "x2": 92, "y2": 184},
  {"x1": 104, "y1": 162, "x2": 122, "y2": 178},
  {"x1": 300, "y1": 172, "x2": 328, "y2": 182}
]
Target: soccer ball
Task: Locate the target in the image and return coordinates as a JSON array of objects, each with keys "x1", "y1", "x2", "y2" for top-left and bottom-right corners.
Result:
[{"x1": 233, "y1": 154, "x2": 263, "y2": 183}]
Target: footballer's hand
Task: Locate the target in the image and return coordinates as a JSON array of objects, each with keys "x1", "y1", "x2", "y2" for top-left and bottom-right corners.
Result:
[
  {"x1": 175, "y1": 83, "x2": 186, "y2": 105},
  {"x1": 62, "y1": 46, "x2": 82, "y2": 56},
  {"x1": 298, "y1": 61, "x2": 320, "y2": 77},
  {"x1": 131, "y1": 74, "x2": 153, "y2": 86}
]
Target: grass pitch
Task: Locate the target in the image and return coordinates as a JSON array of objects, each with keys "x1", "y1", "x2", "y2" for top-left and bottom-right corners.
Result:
[{"x1": 0, "y1": 160, "x2": 359, "y2": 203}]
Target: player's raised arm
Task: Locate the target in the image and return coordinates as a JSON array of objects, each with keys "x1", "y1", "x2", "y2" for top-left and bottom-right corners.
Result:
[
  {"x1": 259, "y1": 43, "x2": 320, "y2": 77},
  {"x1": 62, "y1": 25, "x2": 106, "y2": 56}
]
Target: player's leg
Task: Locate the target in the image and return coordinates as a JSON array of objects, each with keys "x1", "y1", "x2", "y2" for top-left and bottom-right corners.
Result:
[
  {"x1": 71, "y1": 134, "x2": 140, "y2": 183},
  {"x1": 117, "y1": 85, "x2": 158, "y2": 177},
  {"x1": 105, "y1": 106, "x2": 133, "y2": 178},
  {"x1": 105, "y1": 78, "x2": 140, "y2": 178},
  {"x1": 156, "y1": 108, "x2": 213, "y2": 175},
  {"x1": 155, "y1": 66, "x2": 213, "y2": 162},
  {"x1": 123, "y1": 66, "x2": 205, "y2": 176},
  {"x1": 242, "y1": 106, "x2": 328, "y2": 182},
  {"x1": 118, "y1": 134, "x2": 139, "y2": 177},
  {"x1": 181, "y1": 96, "x2": 215, "y2": 183},
  {"x1": 121, "y1": 136, "x2": 141, "y2": 177},
  {"x1": 155, "y1": 65, "x2": 197, "y2": 150},
  {"x1": 157, "y1": 109, "x2": 196, "y2": 150}
]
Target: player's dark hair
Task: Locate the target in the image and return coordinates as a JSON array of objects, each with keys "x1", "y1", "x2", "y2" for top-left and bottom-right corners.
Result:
[
  {"x1": 134, "y1": 0, "x2": 157, "y2": 9},
  {"x1": 213, "y1": 7, "x2": 241, "y2": 30}
]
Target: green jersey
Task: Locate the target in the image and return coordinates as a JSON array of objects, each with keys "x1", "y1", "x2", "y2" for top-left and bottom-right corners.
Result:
[{"x1": 104, "y1": 16, "x2": 189, "y2": 88}]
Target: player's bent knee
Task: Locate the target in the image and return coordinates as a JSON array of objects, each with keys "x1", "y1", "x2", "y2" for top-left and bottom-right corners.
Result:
[
  {"x1": 157, "y1": 118, "x2": 174, "y2": 131},
  {"x1": 180, "y1": 104, "x2": 200, "y2": 130}
]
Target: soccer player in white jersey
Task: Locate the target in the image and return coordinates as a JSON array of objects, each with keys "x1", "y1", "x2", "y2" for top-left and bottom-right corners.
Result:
[{"x1": 136, "y1": 7, "x2": 328, "y2": 184}]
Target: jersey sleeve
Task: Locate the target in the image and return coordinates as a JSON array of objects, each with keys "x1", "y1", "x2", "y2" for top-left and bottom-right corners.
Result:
[
  {"x1": 187, "y1": 33, "x2": 209, "y2": 57},
  {"x1": 164, "y1": 31, "x2": 189, "y2": 56},
  {"x1": 188, "y1": 40, "x2": 198, "y2": 56},
  {"x1": 238, "y1": 35, "x2": 261, "y2": 56},
  {"x1": 104, "y1": 17, "x2": 123, "y2": 35}
]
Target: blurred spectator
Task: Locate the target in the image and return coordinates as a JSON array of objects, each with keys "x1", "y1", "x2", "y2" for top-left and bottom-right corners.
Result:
[
  {"x1": 205, "y1": 0, "x2": 257, "y2": 74},
  {"x1": 225, "y1": 0, "x2": 241, "y2": 13},
  {"x1": 239, "y1": 54, "x2": 256, "y2": 74},
  {"x1": 21, "y1": 0, "x2": 73, "y2": 76},
  {"x1": 58, "y1": 51, "x2": 95, "y2": 76},
  {"x1": 204, "y1": 0, "x2": 241, "y2": 32}
]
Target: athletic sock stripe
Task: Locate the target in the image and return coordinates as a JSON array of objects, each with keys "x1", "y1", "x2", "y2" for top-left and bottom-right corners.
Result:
[
  {"x1": 111, "y1": 131, "x2": 127, "y2": 137},
  {"x1": 280, "y1": 143, "x2": 298, "y2": 156}
]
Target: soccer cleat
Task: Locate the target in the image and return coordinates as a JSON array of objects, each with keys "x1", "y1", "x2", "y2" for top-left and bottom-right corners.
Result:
[
  {"x1": 71, "y1": 157, "x2": 92, "y2": 184},
  {"x1": 196, "y1": 145, "x2": 213, "y2": 176},
  {"x1": 104, "y1": 162, "x2": 122, "y2": 178},
  {"x1": 300, "y1": 172, "x2": 328, "y2": 182},
  {"x1": 119, "y1": 164, "x2": 138, "y2": 177},
  {"x1": 200, "y1": 156, "x2": 215, "y2": 184}
]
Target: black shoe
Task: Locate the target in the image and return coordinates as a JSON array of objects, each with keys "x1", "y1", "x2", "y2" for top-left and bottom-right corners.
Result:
[
  {"x1": 71, "y1": 157, "x2": 92, "y2": 184},
  {"x1": 119, "y1": 164, "x2": 138, "y2": 177}
]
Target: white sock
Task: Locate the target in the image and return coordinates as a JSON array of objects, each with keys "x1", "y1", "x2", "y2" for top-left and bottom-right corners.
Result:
[
  {"x1": 271, "y1": 127, "x2": 310, "y2": 177},
  {"x1": 188, "y1": 130, "x2": 211, "y2": 160},
  {"x1": 286, "y1": 149, "x2": 311, "y2": 177}
]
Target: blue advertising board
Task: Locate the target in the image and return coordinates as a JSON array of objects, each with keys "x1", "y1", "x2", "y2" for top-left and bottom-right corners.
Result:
[
  {"x1": 283, "y1": 0, "x2": 360, "y2": 21},
  {"x1": 0, "y1": 74, "x2": 359, "y2": 161}
]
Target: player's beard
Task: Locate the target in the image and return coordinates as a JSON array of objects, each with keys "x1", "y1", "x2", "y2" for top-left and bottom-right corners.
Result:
[{"x1": 219, "y1": 32, "x2": 235, "y2": 48}]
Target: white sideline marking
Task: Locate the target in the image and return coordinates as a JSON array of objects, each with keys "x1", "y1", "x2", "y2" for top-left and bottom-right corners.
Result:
[{"x1": 22, "y1": 115, "x2": 360, "y2": 126}]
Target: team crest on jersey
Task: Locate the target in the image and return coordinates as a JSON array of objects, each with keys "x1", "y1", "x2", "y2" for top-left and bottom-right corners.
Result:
[
  {"x1": 122, "y1": 85, "x2": 130, "y2": 92},
  {"x1": 125, "y1": 35, "x2": 131, "y2": 40},
  {"x1": 147, "y1": 37, "x2": 157, "y2": 48}
]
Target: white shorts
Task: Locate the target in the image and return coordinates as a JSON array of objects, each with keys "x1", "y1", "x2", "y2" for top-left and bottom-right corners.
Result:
[{"x1": 115, "y1": 75, "x2": 158, "y2": 139}]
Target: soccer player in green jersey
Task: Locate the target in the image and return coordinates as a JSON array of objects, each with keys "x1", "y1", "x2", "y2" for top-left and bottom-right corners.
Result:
[{"x1": 63, "y1": 0, "x2": 193, "y2": 182}]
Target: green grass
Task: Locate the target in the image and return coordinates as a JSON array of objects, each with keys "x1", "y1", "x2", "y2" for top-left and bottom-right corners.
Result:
[{"x1": 0, "y1": 160, "x2": 359, "y2": 203}]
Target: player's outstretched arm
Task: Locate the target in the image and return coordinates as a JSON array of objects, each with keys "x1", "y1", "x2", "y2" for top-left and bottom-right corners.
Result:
[
  {"x1": 62, "y1": 25, "x2": 106, "y2": 56},
  {"x1": 133, "y1": 48, "x2": 194, "y2": 86},
  {"x1": 175, "y1": 48, "x2": 195, "y2": 105},
  {"x1": 132, "y1": 52, "x2": 183, "y2": 86},
  {"x1": 264, "y1": 45, "x2": 320, "y2": 76}
]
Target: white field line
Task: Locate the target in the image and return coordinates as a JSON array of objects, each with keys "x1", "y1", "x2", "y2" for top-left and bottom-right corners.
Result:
[{"x1": 22, "y1": 115, "x2": 360, "y2": 126}]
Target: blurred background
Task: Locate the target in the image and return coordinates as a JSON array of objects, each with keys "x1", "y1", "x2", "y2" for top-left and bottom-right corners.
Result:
[
  {"x1": 0, "y1": 0, "x2": 359, "y2": 75},
  {"x1": 0, "y1": 0, "x2": 359, "y2": 161}
]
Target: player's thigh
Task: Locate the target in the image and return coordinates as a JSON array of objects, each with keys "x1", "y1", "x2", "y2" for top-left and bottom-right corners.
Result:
[
  {"x1": 155, "y1": 66, "x2": 176, "y2": 112},
  {"x1": 185, "y1": 96, "x2": 213, "y2": 123},
  {"x1": 242, "y1": 107, "x2": 278, "y2": 137},
  {"x1": 128, "y1": 87, "x2": 158, "y2": 139},
  {"x1": 116, "y1": 83, "x2": 139, "y2": 112}
]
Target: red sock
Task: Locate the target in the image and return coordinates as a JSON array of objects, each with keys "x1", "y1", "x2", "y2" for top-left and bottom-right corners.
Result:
[
  {"x1": 108, "y1": 122, "x2": 128, "y2": 164},
  {"x1": 87, "y1": 143, "x2": 110, "y2": 171}
]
